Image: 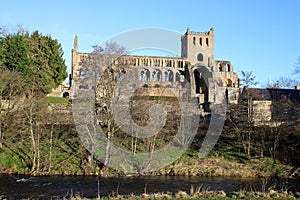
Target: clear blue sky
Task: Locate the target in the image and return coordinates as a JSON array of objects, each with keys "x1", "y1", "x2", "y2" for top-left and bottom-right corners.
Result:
[{"x1": 1, "y1": 0, "x2": 300, "y2": 86}]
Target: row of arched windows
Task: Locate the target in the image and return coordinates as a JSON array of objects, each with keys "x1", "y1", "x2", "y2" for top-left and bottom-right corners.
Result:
[
  {"x1": 138, "y1": 58, "x2": 185, "y2": 68},
  {"x1": 218, "y1": 63, "x2": 232, "y2": 72},
  {"x1": 140, "y1": 69, "x2": 181, "y2": 82},
  {"x1": 193, "y1": 36, "x2": 209, "y2": 46}
]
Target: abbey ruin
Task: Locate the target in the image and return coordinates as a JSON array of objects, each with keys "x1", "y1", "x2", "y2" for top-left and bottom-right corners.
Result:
[{"x1": 53, "y1": 28, "x2": 240, "y2": 115}]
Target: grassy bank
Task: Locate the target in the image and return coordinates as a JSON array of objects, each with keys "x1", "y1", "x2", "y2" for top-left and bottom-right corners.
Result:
[
  {"x1": 158, "y1": 149, "x2": 293, "y2": 178},
  {"x1": 0, "y1": 98, "x2": 299, "y2": 178},
  {"x1": 0, "y1": 125, "x2": 296, "y2": 178},
  {"x1": 47, "y1": 96, "x2": 71, "y2": 104}
]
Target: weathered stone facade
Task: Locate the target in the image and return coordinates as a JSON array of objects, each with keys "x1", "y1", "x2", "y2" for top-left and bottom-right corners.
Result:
[
  {"x1": 242, "y1": 87, "x2": 300, "y2": 126},
  {"x1": 60, "y1": 28, "x2": 241, "y2": 114}
]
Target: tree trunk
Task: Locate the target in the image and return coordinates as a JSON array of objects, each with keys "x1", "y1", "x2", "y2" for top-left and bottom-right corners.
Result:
[
  {"x1": 37, "y1": 130, "x2": 40, "y2": 172},
  {"x1": 131, "y1": 123, "x2": 137, "y2": 157},
  {"x1": 0, "y1": 97, "x2": 3, "y2": 149},
  {"x1": 48, "y1": 124, "x2": 53, "y2": 173},
  {"x1": 0, "y1": 125, "x2": 2, "y2": 149},
  {"x1": 29, "y1": 105, "x2": 37, "y2": 173},
  {"x1": 247, "y1": 129, "x2": 251, "y2": 158},
  {"x1": 246, "y1": 97, "x2": 252, "y2": 159},
  {"x1": 104, "y1": 120, "x2": 112, "y2": 166},
  {"x1": 104, "y1": 133, "x2": 111, "y2": 166},
  {"x1": 29, "y1": 119, "x2": 36, "y2": 172}
]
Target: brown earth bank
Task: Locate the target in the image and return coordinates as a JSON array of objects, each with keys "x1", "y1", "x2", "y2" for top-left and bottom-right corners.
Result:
[
  {"x1": 1, "y1": 186, "x2": 299, "y2": 199},
  {"x1": 36, "y1": 189, "x2": 300, "y2": 200}
]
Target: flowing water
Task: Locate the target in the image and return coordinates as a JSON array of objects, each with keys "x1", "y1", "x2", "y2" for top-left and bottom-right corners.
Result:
[{"x1": 0, "y1": 175, "x2": 299, "y2": 199}]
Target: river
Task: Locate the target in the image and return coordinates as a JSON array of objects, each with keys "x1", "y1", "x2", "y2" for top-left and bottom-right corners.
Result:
[{"x1": 0, "y1": 175, "x2": 299, "y2": 199}]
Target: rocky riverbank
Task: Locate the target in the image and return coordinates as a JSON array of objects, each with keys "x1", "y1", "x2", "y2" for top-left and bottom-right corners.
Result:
[{"x1": 66, "y1": 189, "x2": 300, "y2": 199}]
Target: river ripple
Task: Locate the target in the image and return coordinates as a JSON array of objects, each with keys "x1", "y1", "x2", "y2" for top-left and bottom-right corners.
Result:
[{"x1": 0, "y1": 175, "x2": 299, "y2": 199}]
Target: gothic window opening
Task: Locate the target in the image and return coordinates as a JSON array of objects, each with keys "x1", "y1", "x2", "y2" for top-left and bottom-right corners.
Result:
[
  {"x1": 140, "y1": 69, "x2": 150, "y2": 81},
  {"x1": 225, "y1": 89, "x2": 229, "y2": 104},
  {"x1": 194, "y1": 70, "x2": 201, "y2": 94},
  {"x1": 194, "y1": 70, "x2": 208, "y2": 101},
  {"x1": 219, "y1": 63, "x2": 223, "y2": 72},
  {"x1": 225, "y1": 78, "x2": 233, "y2": 87},
  {"x1": 197, "y1": 53, "x2": 203, "y2": 62},
  {"x1": 140, "y1": 71, "x2": 145, "y2": 81},
  {"x1": 206, "y1": 38, "x2": 209, "y2": 46},
  {"x1": 168, "y1": 71, "x2": 174, "y2": 82},
  {"x1": 156, "y1": 70, "x2": 162, "y2": 81},
  {"x1": 79, "y1": 68, "x2": 87, "y2": 79},
  {"x1": 226, "y1": 64, "x2": 231, "y2": 72},
  {"x1": 179, "y1": 61, "x2": 183, "y2": 68},
  {"x1": 152, "y1": 71, "x2": 157, "y2": 81},
  {"x1": 175, "y1": 72, "x2": 180, "y2": 82},
  {"x1": 164, "y1": 71, "x2": 169, "y2": 82},
  {"x1": 63, "y1": 92, "x2": 69, "y2": 98},
  {"x1": 199, "y1": 37, "x2": 202, "y2": 46}
]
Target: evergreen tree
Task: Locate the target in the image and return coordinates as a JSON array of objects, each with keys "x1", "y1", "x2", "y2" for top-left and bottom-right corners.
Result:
[
  {"x1": 0, "y1": 32, "x2": 32, "y2": 75},
  {"x1": 0, "y1": 30, "x2": 67, "y2": 95},
  {"x1": 27, "y1": 31, "x2": 67, "y2": 94}
]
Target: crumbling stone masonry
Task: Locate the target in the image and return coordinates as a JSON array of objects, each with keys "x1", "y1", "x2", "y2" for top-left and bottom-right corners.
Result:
[{"x1": 58, "y1": 28, "x2": 240, "y2": 115}]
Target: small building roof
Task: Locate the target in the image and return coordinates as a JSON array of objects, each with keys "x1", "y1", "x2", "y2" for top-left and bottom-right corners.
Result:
[{"x1": 242, "y1": 87, "x2": 300, "y2": 103}]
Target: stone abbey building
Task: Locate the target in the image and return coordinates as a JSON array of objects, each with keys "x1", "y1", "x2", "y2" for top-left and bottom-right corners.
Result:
[
  {"x1": 49, "y1": 28, "x2": 300, "y2": 125},
  {"x1": 55, "y1": 28, "x2": 240, "y2": 115}
]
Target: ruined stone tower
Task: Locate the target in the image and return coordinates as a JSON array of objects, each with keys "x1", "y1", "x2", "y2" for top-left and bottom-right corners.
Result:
[{"x1": 181, "y1": 28, "x2": 214, "y2": 65}]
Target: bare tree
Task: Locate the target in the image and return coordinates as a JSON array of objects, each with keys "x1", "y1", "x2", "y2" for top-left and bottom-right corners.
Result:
[
  {"x1": 92, "y1": 41, "x2": 127, "y2": 55},
  {"x1": 240, "y1": 70, "x2": 259, "y2": 87},
  {"x1": 0, "y1": 25, "x2": 9, "y2": 36},
  {"x1": 227, "y1": 71, "x2": 260, "y2": 159},
  {"x1": 0, "y1": 24, "x2": 28, "y2": 36},
  {"x1": 293, "y1": 57, "x2": 300, "y2": 75},
  {"x1": 76, "y1": 42, "x2": 129, "y2": 167},
  {"x1": 264, "y1": 76, "x2": 299, "y2": 89},
  {"x1": 241, "y1": 71, "x2": 259, "y2": 158},
  {"x1": 0, "y1": 69, "x2": 25, "y2": 148}
]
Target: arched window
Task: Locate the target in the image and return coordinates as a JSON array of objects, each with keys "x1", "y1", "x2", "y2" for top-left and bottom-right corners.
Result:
[
  {"x1": 194, "y1": 70, "x2": 208, "y2": 100},
  {"x1": 219, "y1": 64, "x2": 223, "y2": 72},
  {"x1": 226, "y1": 64, "x2": 231, "y2": 72},
  {"x1": 140, "y1": 71, "x2": 145, "y2": 81},
  {"x1": 175, "y1": 72, "x2": 180, "y2": 82},
  {"x1": 179, "y1": 61, "x2": 183, "y2": 68},
  {"x1": 156, "y1": 70, "x2": 162, "y2": 81},
  {"x1": 145, "y1": 69, "x2": 150, "y2": 81},
  {"x1": 164, "y1": 71, "x2": 168, "y2": 82},
  {"x1": 197, "y1": 53, "x2": 203, "y2": 62},
  {"x1": 152, "y1": 71, "x2": 157, "y2": 81},
  {"x1": 63, "y1": 92, "x2": 69, "y2": 98},
  {"x1": 168, "y1": 71, "x2": 174, "y2": 82},
  {"x1": 226, "y1": 78, "x2": 233, "y2": 87},
  {"x1": 141, "y1": 69, "x2": 150, "y2": 81},
  {"x1": 206, "y1": 38, "x2": 209, "y2": 46},
  {"x1": 199, "y1": 37, "x2": 202, "y2": 46},
  {"x1": 79, "y1": 68, "x2": 86, "y2": 79},
  {"x1": 225, "y1": 89, "x2": 229, "y2": 103},
  {"x1": 193, "y1": 37, "x2": 196, "y2": 45}
]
